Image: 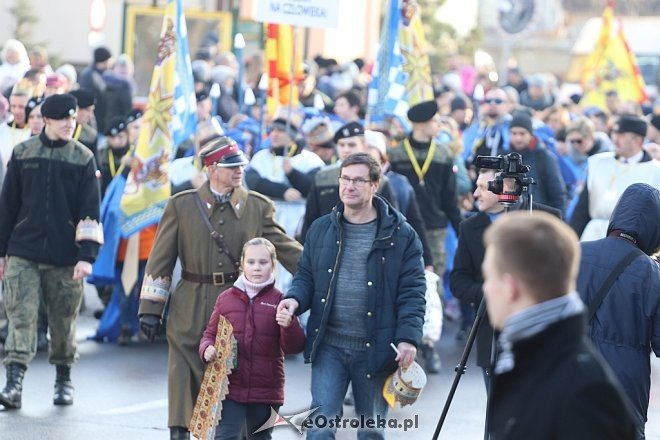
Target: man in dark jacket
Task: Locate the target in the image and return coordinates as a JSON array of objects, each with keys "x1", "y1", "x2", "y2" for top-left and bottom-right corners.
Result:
[
  {"x1": 483, "y1": 211, "x2": 635, "y2": 440},
  {"x1": 577, "y1": 183, "x2": 660, "y2": 439},
  {"x1": 508, "y1": 111, "x2": 566, "y2": 213},
  {"x1": 279, "y1": 153, "x2": 426, "y2": 439},
  {"x1": 0, "y1": 94, "x2": 102, "y2": 409},
  {"x1": 79, "y1": 47, "x2": 112, "y2": 133},
  {"x1": 450, "y1": 168, "x2": 561, "y2": 386}
]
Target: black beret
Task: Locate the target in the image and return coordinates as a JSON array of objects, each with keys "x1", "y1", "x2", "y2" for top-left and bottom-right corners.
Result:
[
  {"x1": 271, "y1": 117, "x2": 299, "y2": 139},
  {"x1": 196, "y1": 90, "x2": 210, "y2": 102},
  {"x1": 333, "y1": 121, "x2": 364, "y2": 143},
  {"x1": 105, "y1": 116, "x2": 127, "y2": 137},
  {"x1": 407, "y1": 100, "x2": 438, "y2": 123},
  {"x1": 70, "y1": 89, "x2": 96, "y2": 108},
  {"x1": 650, "y1": 114, "x2": 660, "y2": 131},
  {"x1": 450, "y1": 96, "x2": 468, "y2": 112},
  {"x1": 510, "y1": 112, "x2": 534, "y2": 134},
  {"x1": 93, "y1": 47, "x2": 111, "y2": 63},
  {"x1": 41, "y1": 93, "x2": 77, "y2": 120},
  {"x1": 125, "y1": 108, "x2": 144, "y2": 124},
  {"x1": 25, "y1": 96, "x2": 44, "y2": 123},
  {"x1": 612, "y1": 114, "x2": 647, "y2": 137}
]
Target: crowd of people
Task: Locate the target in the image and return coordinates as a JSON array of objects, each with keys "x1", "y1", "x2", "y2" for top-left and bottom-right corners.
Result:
[{"x1": 0, "y1": 35, "x2": 659, "y2": 440}]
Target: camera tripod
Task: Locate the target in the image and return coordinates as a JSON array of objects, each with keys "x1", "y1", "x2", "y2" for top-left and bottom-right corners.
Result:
[{"x1": 432, "y1": 191, "x2": 534, "y2": 440}]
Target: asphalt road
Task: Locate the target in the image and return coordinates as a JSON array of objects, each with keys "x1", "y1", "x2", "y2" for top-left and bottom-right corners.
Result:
[{"x1": 0, "y1": 285, "x2": 658, "y2": 439}]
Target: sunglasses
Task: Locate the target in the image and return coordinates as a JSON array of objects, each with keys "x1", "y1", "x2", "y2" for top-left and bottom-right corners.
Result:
[
  {"x1": 484, "y1": 98, "x2": 504, "y2": 105},
  {"x1": 568, "y1": 139, "x2": 584, "y2": 145}
]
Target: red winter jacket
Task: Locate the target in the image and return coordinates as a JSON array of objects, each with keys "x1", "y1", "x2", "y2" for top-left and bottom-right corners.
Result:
[{"x1": 199, "y1": 282, "x2": 305, "y2": 404}]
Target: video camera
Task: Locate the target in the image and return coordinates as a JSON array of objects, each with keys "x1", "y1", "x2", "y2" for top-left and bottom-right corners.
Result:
[{"x1": 475, "y1": 152, "x2": 535, "y2": 205}]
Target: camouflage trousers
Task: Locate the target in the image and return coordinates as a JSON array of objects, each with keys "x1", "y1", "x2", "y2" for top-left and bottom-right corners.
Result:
[
  {"x1": 3, "y1": 256, "x2": 83, "y2": 367},
  {"x1": 427, "y1": 228, "x2": 447, "y2": 298}
]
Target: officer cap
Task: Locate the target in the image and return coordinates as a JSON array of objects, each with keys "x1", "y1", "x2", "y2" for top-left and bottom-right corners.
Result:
[
  {"x1": 199, "y1": 136, "x2": 248, "y2": 168},
  {"x1": 407, "y1": 100, "x2": 438, "y2": 123},
  {"x1": 105, "y1": 116, "x2": 127, "y2": 137},
  {"x1": 612, "y1": 114, "x2": 647, "y2": 138},
  {"x1": 41, "y1": 93, "x2": 77, "y2": 120},
  {"x1": 333, "y1": 121, "x2": 364, "y2": 143},
  {"x1": 70, "y1": 88, "x2": 96, "y2": 109}
]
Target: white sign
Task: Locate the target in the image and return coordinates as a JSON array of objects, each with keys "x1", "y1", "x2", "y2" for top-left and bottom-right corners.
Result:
[{"x1": 256, "y1": 0, "x2": 339, "y2": 29}]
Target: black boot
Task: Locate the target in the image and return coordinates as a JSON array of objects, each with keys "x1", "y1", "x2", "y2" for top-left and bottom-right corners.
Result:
[
  {"x1": 422, "y1": 344, "x2": 441, "y2": 374},
  {"x1": 169, "y1": 426, "x2": 190, "y2": 440},
  {"x1": 0, "y1": 363, "x2": 27, "y2": 409},
  {"x1": 53, "y1": 365, "x2": 74, "y2": 405}
]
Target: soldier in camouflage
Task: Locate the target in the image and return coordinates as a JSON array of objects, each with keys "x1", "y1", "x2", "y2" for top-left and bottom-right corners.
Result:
[{"x1": 0, "y1": 93, "x2": 102, "y2": 409}]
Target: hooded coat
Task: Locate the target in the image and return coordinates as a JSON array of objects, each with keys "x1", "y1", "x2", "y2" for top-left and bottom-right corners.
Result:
[{"x1": 577, "y1": 183, "x2": 660, "y2": 439}]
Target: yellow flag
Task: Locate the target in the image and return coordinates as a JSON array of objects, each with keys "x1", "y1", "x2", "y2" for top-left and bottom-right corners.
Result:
[{"x1": 580, "y1": 4, "x2": 647, "y2": 111}]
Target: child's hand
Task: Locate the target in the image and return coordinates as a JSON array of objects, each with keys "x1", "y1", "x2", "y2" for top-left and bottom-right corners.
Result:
[
  {"x1": 276, "y1": 309, "x2": 293, "y2": 328},
  {"x1": 204, "y1": 345, "x2": 217, "y2": 362}
]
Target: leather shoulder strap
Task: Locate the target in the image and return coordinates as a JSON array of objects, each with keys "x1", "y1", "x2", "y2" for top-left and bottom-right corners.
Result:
[{"x1": 193, "y1": 194, "x2": 240, "y2": 265}]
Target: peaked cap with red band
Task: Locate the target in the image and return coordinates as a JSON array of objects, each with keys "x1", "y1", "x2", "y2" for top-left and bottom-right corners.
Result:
[{"x1": 199, "y1": 136, "x2": 249, "y2": 168}]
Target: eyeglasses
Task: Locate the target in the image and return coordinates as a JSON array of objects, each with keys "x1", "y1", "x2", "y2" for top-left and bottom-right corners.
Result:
[
  {"x1": 568, "y1": 138, "x2": 584, "y2": 145},
  {"x1": 484, "y1": 98, "x2": 504, "y2": 105},
  {"x1": 339, "y1": 176, "x2": 371, "y2": 187}
]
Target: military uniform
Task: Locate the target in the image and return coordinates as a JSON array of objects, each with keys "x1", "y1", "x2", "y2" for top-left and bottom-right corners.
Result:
[
  {"x1": 0, "y1": 93, "x2": 102, "y2": 409},
  {"x1": 388, "y1": 101, "x2": 461, "y2": 292},
  {"x1": 139, "y1": 182, "x2": 302, "y2": 429}
]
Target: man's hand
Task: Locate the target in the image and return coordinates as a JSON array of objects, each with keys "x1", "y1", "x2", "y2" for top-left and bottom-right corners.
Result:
[
  {"x1": 139, "y1": 314, "x2": 162, "y2": 343},
  {"x1": 277, "y1": 298, "x2": 299, "y2": 317},
  {"x1": 0, "y1": 257, "x2": 5, "y2": 281},
  {"x1": 282, "y1": 157, "x2": 293, "y2": 174},
  {"x1": 283, "y1": 188, "x2": 302, "y2": 202},
  {"x1": 395, "y1": 342, "x2": 417, "y2": 370},
  {"x1": 73, "y1": 261, "x2": 93, "y2": 280}
]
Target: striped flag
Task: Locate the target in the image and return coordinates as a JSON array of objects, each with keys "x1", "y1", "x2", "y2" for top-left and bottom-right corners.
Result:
[
  {"x1": 367, "y1": 0, "x2": 434, "y2": 130},
  {"x1": 265, "y1": 23, "x2": 304, "y2": 117},
  {"x1": 580, "y1": 2, "x2": 647, "y2": 111},
  {"x1": 119, "y1": 0, "x2": 197, "y2": 236}
]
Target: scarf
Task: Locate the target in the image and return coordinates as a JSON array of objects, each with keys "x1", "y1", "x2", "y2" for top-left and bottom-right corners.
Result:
[
  {"x1": 494, "y1": 291, "x2": 584, "y2": 375},
  {"x1": 234, "y1": 273, "x2": 275, "y2": 299}
]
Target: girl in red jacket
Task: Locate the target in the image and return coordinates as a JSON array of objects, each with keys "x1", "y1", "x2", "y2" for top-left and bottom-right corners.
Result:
[{"x1": 199, "y1": 237, "x2": 305, "y2": 440}]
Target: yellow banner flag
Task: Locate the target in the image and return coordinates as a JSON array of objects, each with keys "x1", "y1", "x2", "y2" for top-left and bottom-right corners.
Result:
[
  {"x1": 580, "y1": 4, "x2": 647, "y2": 111},
  {"x1": 120, "y1": 0, "x2": 196, "y2": 236}
]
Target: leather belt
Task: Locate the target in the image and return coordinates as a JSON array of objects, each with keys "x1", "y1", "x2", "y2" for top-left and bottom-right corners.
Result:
[{"x1": 181, "y1": 270, "x2": 239, "y2": 286}]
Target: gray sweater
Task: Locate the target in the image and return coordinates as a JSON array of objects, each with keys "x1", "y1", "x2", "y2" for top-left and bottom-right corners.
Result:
[{"x1": 324, "y1": 218, "x2": 377, "y2": 351}]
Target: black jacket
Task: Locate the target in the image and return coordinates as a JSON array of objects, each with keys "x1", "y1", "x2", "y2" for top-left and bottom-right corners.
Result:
[
  {"x1": 577, "y1": 183, "x2": 660, "y2": 439},
  {"x1": 388, "y1": 136, "x2": 462, "y2": 231},
  {"x1": 488, "y1": 315, "x2": 636, "y2": 440},
  {"x1": 0, "y1": 133, "x2": 101, "y2": 265},
  {"x1": 450, "y1": 202, "x2": 562, "y2": 367}
]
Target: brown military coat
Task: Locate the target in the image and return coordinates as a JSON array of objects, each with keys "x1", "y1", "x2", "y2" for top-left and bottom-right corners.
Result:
[{"x1": 138, "y1": 182, "x2": 302, "y2": 428}]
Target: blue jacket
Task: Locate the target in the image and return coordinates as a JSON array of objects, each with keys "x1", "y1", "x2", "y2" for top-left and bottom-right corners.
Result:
[
  {"x1": 577, "y1": 183, "x2": 660, "y2": 438},
  {"x1": 286, "y1": 196, "x2": 426, "y2": 377}
]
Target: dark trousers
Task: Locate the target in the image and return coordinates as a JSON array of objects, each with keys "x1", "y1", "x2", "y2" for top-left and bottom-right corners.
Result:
[{"x1": 215, "y1": 399, "x2": 279, "y2": 440}]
